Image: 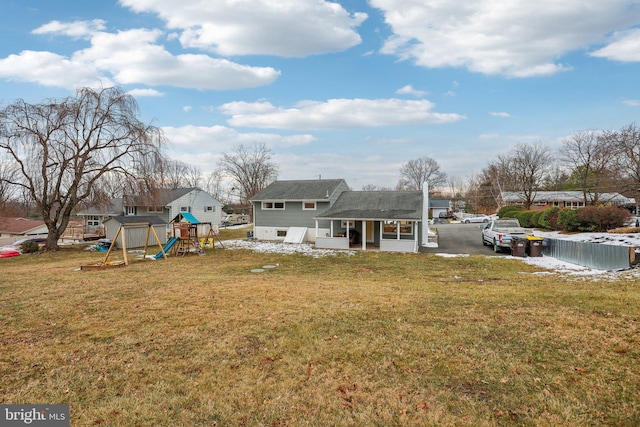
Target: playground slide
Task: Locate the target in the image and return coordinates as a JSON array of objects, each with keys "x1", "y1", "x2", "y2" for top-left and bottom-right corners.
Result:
[{"x1": 154, "y1": 236, "x2": 179, "y2": 260}]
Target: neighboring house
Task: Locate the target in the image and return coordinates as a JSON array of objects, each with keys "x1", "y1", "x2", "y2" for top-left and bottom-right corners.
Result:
[
  {"x1": 250, "y1": 179, "x2": 350, "y2": 243},
  {"x1": 76, "y1": 198, "x2": 124, "y2": 236},
  {"x1": 77, "y1": 188, "x2": 223, "y2": 235},
  {"x1": 429, "y1": 199, "x2": 451, "y2": 219},
  {"x1": 501, "y1": 191, "x2": 636, "y2": 210},
  {"x1": 250, "y1": 179, "x2": 429, "y2": 253},
  {"x1": 0, "y1": 217, "x2": 48, "y2": 238}
]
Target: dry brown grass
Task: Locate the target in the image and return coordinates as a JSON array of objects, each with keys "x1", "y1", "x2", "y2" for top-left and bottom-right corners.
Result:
[{"x1": 1, "y1": 246, "x2": 638, "y2": 426}]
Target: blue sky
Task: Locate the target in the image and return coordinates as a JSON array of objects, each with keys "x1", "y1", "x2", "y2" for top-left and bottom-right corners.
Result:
[{"x1": 1, "y1": 0, "x2": 640, "y2": 189}]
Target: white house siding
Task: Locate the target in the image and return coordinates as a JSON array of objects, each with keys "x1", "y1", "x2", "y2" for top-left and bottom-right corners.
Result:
[
  {"x1": 167, "y1": 190, "x2": 223, "y2": 226},
  {"x1": 380, "y1": 239, "x2": 418, "y2": 253}
]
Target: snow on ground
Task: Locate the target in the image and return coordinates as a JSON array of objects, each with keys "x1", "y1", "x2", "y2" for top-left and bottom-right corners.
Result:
[
  {"x1": 223, "y1": 239, "x2": 356, "y2": 258},
  {"x1": 223, "y1": 229, "x2": 640, "y2": 280},
  {"x1": 532, "y1": 229, "x2": 640, "y2": 248}
]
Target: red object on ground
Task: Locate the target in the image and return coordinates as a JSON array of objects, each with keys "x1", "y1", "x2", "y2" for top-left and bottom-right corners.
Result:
[{"x1": 0, "y1": 250, "x2": 21, "y2": 258}]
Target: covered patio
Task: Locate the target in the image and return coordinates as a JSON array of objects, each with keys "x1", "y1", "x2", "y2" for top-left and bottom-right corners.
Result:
[{"x1": 313, "y1": 191, "x2": 424, "y2": 253}]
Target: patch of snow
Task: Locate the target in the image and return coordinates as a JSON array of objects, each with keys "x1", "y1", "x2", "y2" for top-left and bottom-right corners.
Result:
[
  {"x1": 435, "y1": 253, "x2": 469, "y2": 258},
  {"x1": 223, "y1": 239, "x2": 355, "y2": 258},
  {"x1": 223, "y1": 232, "x2": 640, "y2": 280}
]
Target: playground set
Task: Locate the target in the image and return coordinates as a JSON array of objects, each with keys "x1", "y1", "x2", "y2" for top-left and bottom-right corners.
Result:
[{"x1": 80, "y1": 213, "x2": 223, "y2": 270}]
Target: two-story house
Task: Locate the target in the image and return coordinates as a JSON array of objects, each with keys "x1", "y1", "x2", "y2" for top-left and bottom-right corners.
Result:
[
  {"x1": 77, "y1": 188, "x2": 223, "y2": 236},
  {"x1": 250, "y1": 179, "x2": 430, "y2": 253}
]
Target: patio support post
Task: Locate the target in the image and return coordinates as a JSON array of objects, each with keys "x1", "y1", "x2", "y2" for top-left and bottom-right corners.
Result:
[
  {"x1": 315, "y1": 220, "x2": 318, "y2": 239},
  {"x1": 361, "y1": 221, "x2": 366, "y2": 250}
]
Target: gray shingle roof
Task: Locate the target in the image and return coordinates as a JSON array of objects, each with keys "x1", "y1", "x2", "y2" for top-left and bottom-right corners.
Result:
[
  {"x1": 105, "y1": 215, "x2": 167, "y2": 226},
  {"x1": 316, "y1": 191, "x2": 423, "y2": 220},
  {"x1": 124, "y1": 188, "x2": 198, "y2": 207},
  {"x1": 250, "y1": 179, "x2": 346, "y2": 201}
]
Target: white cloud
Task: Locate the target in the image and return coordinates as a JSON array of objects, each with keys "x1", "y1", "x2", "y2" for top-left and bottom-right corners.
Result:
[
  {"x1": 489, "y1": 111, "x2": 512, "y2": 118},
  {"x1": 220, "y1": 98, "x2": 466, "y2": 130},
  {"x1": 622, "y1": 98, "x2": 640, "y2": 106},
  {"x1": 0, "y1": 50, "x2": 108, "y2": 89},
  {"x1": 119, "y1": 0, "x2": 367, "y2": 57},
  {"x1": 396, "y1": 85, "x2": 427, "y2": 97},
  {"x1": 32, "y1": 19, "x2": 106, "y2": 39},
  {"x1": 162, "y1": 125, "x2": 316, "y2": 151},
  {"x1": 591, "y1": 28, "x2": 640, "y2": 61},
  {"x1": 370, "y1": 0, "x2": 640, "y2": 77},
  {"x1": 0, "y1": 21, "x2": 280, "y2": 91},
  {"x1": 74, "y1": 28, "x2": 281, "y2": 90},
  {"x1": 182, "y1": 105, "x2": 192, "y2": 112},
  {"x1": 127, "y1": 88, "x2": 164, "y2": 97},
  {"x1": 160, "y1": 125, "x2": 317, "y2": 178}
]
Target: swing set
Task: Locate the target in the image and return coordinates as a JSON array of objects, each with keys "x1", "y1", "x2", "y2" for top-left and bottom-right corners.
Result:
[{"x1": 80, "y1": 221, "x2": 169, "y2": 270}]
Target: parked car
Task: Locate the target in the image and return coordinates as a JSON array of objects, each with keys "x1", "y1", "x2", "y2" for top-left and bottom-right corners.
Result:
[
  {"x1": 0, "y1": 236, "x2": 47, "y2": 253},
  {"x1": 462, "y1": 214, "x2": 490, "y2": 223}
]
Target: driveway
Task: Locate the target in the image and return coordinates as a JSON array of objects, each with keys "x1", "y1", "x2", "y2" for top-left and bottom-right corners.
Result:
[{"x1": 421, "y1": 222, "x2": 496, "y2": 255}]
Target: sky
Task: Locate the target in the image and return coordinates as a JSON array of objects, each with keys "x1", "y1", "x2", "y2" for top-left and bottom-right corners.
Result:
[{"x1": 1, "y1": 0, "x2": 640, "y2": 190}]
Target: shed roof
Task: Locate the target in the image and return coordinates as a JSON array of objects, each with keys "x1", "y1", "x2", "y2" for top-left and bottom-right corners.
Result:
[
  {"x1": 251, "y1": 179, "x2": 346, "y2": 201},
  {"x1": 104, "y1": 216, "x2": 167, "y2": 226},
  {"x1": 316, "y1": 191, "x2": 423, "y2": 220}
]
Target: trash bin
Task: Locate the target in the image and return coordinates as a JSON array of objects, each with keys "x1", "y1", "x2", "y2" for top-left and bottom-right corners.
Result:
[
  {"x1": 510, "y1": 236, "x2": 528, "y2": 257},
  {"x1": 526, "y1": 235, "x2": 544, "y2": 257}
]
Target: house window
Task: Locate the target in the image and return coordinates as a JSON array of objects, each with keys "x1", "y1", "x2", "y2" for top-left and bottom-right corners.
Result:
[
  {"x1": 180, "y1": 206, "x2": 191, "y2": 212},
  {"x1": 303, "y1": 202, "x2": 316, "y2": 210},
  {"x1": 148, "y1": 206, "x2": 163, "y2": 213},
  {"x1": 205, "y1": 206, "x2": 215, "y2": 212},
  {"x1": 383, "y1": 221, "x2": 413, "y2": 235},
  {"x1": 262, "y1": 202, "x2": 285, "y2": 210},
  {"x1": 341, "y1": 220, "x2": 355, "y2": 228},
  {"x1": 125, "y1": 206, "x2": 136, "y2": 216},
  {"x1": 277, "y1": 230, "x2": 287, "y2": 237},
  {"x1": 87, "y1": 216, "x2": 100, "y2": 226}
]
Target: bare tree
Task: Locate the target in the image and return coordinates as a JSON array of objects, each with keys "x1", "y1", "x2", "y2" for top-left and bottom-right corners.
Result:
[
  {"x1": 361, "y1": 184, "x2": 392, "y2": 191},
  {"x1": 560, "y1": 130, "x2": 616, "y2": 205},
  {"x1": 0, "y1": 151, "x2": 17, "y2": 211},
  {"x1": 398, "y1": 156, "x2": 447, "y2": 190},
  {"x1": 218, "y1": 142, "x2": 278, "y2": 202},
  {"x1": 609, "y1": 123, "x2": 640, "y2": 203},
  {"x1": 156, "y1": 158, "x2": 202, "y2": 189},
  {"x1": 0, "y1": 87, "x2": 165, "y2": 250},
  {"x1": 497, "y1": 143, "x2": 553, "y2": 209},
  {"x1": 203, "y1": 170, "x2": 229, "y2": 203}
]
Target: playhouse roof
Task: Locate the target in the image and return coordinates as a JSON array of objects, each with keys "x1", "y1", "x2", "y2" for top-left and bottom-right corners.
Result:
[{"x1": 171, "y1": 212, "x2": 200, "y2": 224}]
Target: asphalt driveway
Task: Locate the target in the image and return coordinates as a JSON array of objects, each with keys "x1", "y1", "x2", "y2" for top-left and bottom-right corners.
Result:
[{"x1": 421, "y1": 222, "x2": 496, "y2": 255}]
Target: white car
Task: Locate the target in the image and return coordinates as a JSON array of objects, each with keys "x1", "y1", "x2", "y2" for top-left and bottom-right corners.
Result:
[{"x1": 462, "y1": 214, "x2": 490, "y2": 223}]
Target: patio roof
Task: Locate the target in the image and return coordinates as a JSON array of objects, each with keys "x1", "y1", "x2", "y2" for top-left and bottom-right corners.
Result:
[{"x1": 315, "y1": 191, "x2": 423, "y2": 221}]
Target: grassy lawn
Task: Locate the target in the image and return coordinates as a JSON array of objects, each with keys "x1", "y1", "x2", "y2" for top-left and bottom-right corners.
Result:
[{"x1": 0, "y1": 243, "x2": 638, "y2": 426}]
